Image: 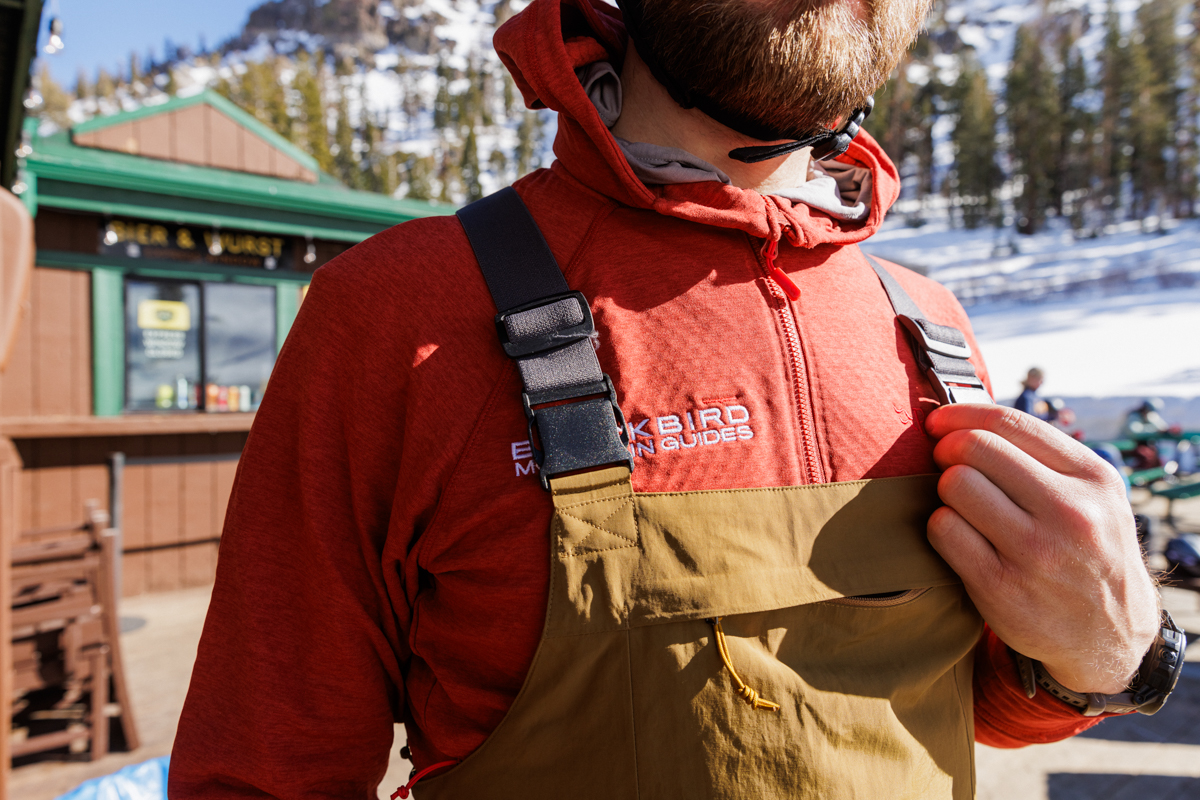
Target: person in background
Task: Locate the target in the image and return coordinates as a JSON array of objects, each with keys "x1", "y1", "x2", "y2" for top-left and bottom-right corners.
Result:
[
  {"x1": 1014, "y1": 367, "x2": 1076, "y2": 430},
  {"x1": 1123, "y1": 398, "x2": 1171, "y2": 440},
  {"x1": 1014, "y1": 367, "x2": 1053, "y2": 419}
]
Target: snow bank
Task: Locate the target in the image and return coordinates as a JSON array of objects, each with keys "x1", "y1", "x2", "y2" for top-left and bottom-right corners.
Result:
[{"x1": 866, "y1": 218, "x2": 1200, "y2": 440}]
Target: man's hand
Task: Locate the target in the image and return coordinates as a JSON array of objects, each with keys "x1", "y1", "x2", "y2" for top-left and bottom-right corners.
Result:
[{"x1": 925, "y1": 404, "x2": 1160, "y2": 695}]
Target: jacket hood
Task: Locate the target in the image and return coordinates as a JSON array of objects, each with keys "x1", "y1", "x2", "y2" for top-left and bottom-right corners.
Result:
[{"x1": 494, "y1": 0, "x2": 902, "y2": 247}]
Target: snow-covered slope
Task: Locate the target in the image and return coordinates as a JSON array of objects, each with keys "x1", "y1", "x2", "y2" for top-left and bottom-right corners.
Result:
[
  {"x1": 41, "y1": 0, "x2": 1200, "y2": 432},
  {"x1": 863, "y1": 213, "x2": 1200, "y2": 436}
]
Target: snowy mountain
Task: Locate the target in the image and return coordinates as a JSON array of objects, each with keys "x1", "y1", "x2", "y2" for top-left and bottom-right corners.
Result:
[{"x1": 32, "y1": 0, "x2": 1200, "y2": 413}]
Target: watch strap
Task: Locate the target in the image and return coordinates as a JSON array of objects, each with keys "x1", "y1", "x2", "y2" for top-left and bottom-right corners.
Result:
[
  {"x1": 1012, "y1": 650, "x2": 1143, "y2": 716},
  {"x1": 1010, "y1": 609, "x2": 1185, "y2": 718}
]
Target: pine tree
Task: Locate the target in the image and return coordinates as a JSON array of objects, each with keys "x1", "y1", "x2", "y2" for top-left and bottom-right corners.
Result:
[
  {"x1": 1097, "y1": 1, "x2": 1136, "y2": 223},
  {"x1": 404, "y1": 154, "x2": 436, "y2": 200},
  {"x1": 74, "y1": 69, "x2": 91, "y2": 100},
  {"x1": 867, "y1": 68, "x2": 901, "y2": 160},
  {"x1": 503, "y1": 74, "x2": 517, "y2": 118},
  {"x1": 334, "y1": 82, "x2": 360, "y2": 188},
  {"x1": 1182, "y1": 0, "x2": 1200, "y2": 215},
  {"x1": 462, "y1": 59, "x2": 482, "y2": 128},
  {"x1": 1130, "y1": 0, "x2": 1180, "y2": 218},
  {"x1": 1006, "y1": 23, "x2": 1060, "y2": 233},
  {"x1": 438, "y1": 142, "x2": 458, "y2": 203},
  {"x1": 36, "y1": 65, "x2": 72, "y2": 128},
  {"x1": 515, "y1": 111, "x2": 543, "y2": 177},
  {"x1": 358, "y1": 88, "x2": 387, "y2": 194},
  {"x1": 911, "y1": 77, "x2": 939, "y2": 203},
  {"x1": 295, "y1": 50, "x2": 334, "y2": 174},
  {"x1": 489, "y1": 148, "x2": 509, "y2": 187},
  {"x1": 398, "y1": 56, "x2": 423, "y2": 137},
  {"x1": 95, "y1": 69, "x2": 116, "y2": 100},
  {"x1": 1054, "y1": 22, "x2": 1094, "y2": 228},
  {"x1": 461, "y1": 125, "x2": 483, "y2": 201},
  {"x1": 948, "y1": 52, "x2": 1001, "y2": 228},
  {"x1": 264, "y1": 59, "x2": 293, "y2": 142},
  {"x1": 867, "y1": 58, "x2": 920, "y2": 201},
  {"x1": 433, "y1": 58, "x2": 453, "y2": 130},
  {"x1": 370, "y1": 147, "x2": 400, "y2": 197}
]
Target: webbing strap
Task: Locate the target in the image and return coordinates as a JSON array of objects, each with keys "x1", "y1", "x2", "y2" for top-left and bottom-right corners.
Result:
[
  {"x1": 865, "y1": 254, "x2": 994, "y2": 406},
  {"x1": 456, "y1": 188, "x2": 633, "y2": 490},
  {"x1": 456, "y1": 187, "x2": 570, "y2": 311}
]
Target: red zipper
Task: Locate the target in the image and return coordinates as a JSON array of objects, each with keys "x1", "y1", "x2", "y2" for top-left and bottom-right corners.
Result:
[
  {"x1": 755, "y1": 235, "x2": 825, "y2": 484},
  {"x1": 762, "y1": 237, "x2": 801, "y2": 301},
  {"x1": 391, "y1": 761, "x2": 458, "y2": 799}
]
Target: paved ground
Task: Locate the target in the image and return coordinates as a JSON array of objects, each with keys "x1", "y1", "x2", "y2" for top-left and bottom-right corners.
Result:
[{"x1": 11, "y1": 493, "x2": 1200, "y2": 799}]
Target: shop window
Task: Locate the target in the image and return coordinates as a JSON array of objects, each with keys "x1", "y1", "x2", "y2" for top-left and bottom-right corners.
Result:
[
  {"x1": 125, "y1": 280, "x2": 202, "y2": 412},
  {"x1": 203, "y1": 283, "x2": 276, "y2": 412},
  {"x1": 124, "y1": 279, "x2": 276, "y2": 413}
]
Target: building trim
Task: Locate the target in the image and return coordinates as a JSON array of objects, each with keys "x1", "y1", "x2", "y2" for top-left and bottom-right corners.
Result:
[
  {"x1": 39, "y1": 250, "x2": 316, "y2": 284},
  {"x1": 91, "y1": 267, "x2": 124, "y2": 416},
  {"x1": 0, "y1": 412, "x2": 256, "y2": 438}
]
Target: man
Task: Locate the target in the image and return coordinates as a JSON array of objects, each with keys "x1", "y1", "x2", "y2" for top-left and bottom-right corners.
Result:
[
  {"x1": 171, "y1": 0, "x2": 1174, "y2": 797},
  {"x1": 1013, "y1": 367, "x2": 1049, "y2": 418},
  {"x1": 1014, "y1": 366, "x2": 1075, "y2": 429}
]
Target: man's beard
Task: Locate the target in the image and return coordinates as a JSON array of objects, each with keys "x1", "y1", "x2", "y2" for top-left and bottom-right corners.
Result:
[{"x1": 632, "y1": 0, "x2": 931, "y2": 139}]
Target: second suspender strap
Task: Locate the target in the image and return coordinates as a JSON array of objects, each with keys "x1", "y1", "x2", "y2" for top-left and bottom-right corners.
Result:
[
  {"x1": 457, "y1": 188, "x2": 633, "y2": 490},
  {"x1": 865, "y1": 255, "x2": 994, "y2": 406}
]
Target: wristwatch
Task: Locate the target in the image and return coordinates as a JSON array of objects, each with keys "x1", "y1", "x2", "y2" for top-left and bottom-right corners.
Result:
[{"x1": 1012, "y1": 609, "x2": 1187, "y2": 717}]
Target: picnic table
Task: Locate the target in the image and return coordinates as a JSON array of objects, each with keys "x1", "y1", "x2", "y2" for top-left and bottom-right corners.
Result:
[{"x1": 1151, "y1": 477, "x2": 1200, "y2": 529}]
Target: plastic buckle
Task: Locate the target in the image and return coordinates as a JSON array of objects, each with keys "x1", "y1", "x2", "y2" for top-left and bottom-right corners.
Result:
[
  {"x1": 923, "y1": 367, "x2": 991, "y2": 406},
  {"x1": 522, "y1": 374, "x2": 634, "y2": 492},
  {"x1": 495, "y1": 291, "x2": 595, "y2": 359},
  {"x1": 898, "y1": 315, "x2": 972, "y2": 360}
]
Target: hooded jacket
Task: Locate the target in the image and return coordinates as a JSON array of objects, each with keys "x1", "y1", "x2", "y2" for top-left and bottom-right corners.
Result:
[{"x1": 170, "y1": 1, "x2": 1108, "y2": 796}]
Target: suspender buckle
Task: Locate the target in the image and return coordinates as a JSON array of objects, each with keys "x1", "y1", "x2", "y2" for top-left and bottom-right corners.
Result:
[
  {"x1": 894, "y1": 314, "x2": 993, "y2": 405},
  {"x1": 923, "y1": 368, "x2": 992, "y2": 406},
  {"x1": 495, "y1": 291, "x2": 595, "y2": 359},
  {"x1": 897, "y1": 315, "x2": 972, "y2": 359},
  {"x1": 522, "y1": 374, "x2": 634, "y2": 491}
]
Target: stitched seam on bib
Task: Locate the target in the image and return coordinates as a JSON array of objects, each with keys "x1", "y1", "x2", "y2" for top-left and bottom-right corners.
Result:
[
  {"x1": 554, "y1": 488, "x2": 635, "y2": 512},
  {"x1": 557, "y1": 497, "x2": 640, "y2": 557},
  {"x1": 638, "y1": 473, "x2": 938, "y2": 500},
  {"x1": 556, "y1": 501, "x2": 643, "y2": 556}
]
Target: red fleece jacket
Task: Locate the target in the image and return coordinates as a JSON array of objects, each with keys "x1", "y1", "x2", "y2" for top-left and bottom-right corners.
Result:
[{"x1": 170, "y1": 1, "x2": 1106, "y2": 796}]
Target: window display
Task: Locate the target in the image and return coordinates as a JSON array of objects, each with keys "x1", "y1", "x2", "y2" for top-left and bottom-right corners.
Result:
[
  {"x1": 125, "y1": 280, "x2": 202, "y2": 412},
  {"x1": 124, "y1": 279, "x2": 277, "y2": 413},
  {"x1": 203, "y1": 283, "x2": 276, "y2": 412}
]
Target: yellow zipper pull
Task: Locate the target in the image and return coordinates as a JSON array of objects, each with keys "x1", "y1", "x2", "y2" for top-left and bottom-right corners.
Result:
[{"x1": 709, "y1": 617, "x2": 780, "y2": 712}]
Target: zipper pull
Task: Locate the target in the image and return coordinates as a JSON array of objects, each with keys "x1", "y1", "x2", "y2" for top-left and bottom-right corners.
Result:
[
  {"x1": 762, "y1": 237, "x2": 801, "y2": 301},
  {"x1": 391, "y1": 761, "x2": 458, "y2": 799}
]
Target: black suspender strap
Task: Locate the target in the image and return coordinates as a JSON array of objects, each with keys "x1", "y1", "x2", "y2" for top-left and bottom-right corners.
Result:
[
  {"x1": 457, "y1": 187, "x2": 633, "y2": 490},
  {"x1": 865, "y1": 255, "x2": 994, "y2": 406}
]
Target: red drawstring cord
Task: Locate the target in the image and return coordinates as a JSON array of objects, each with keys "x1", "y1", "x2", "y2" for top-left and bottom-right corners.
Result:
[
  {"x1": 762, "y1": 237, "x2": 801, "y2": 301},
  {"x1": 391, "y1": 761, "x2": 458, "y2": 799}
]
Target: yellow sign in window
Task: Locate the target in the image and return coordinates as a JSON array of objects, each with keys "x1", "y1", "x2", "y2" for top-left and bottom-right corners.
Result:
[{"x1": 137, "y1": 299, "x2": 191, "y2": 331}]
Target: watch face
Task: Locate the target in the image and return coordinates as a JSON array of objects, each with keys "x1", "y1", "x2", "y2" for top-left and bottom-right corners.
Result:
[{"x1": 1135, "y1": 613, "x2": 1187, "y2": 716}]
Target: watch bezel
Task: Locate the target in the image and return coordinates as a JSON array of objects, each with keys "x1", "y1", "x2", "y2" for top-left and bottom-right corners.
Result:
[{"x1": 1128, "y1": 611, "x2": 1186, "y2": 715}]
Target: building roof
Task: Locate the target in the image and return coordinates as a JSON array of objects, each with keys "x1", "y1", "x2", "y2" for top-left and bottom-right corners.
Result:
[
  {"x1": 0, "y1": 0, "x2": 43, "y2": 188},
  {"x1": 23, "y1": 90, "x2": 451, "y2": 242}
]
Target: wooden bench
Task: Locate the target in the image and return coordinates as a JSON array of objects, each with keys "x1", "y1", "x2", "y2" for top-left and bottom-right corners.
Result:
[{"x1": 10, "y1": 501, "x2": 139, "y2": 761}]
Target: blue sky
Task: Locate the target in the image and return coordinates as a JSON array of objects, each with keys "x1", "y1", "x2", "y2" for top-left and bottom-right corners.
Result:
[{"x1": 36, "y1": 0, "x2": 263, "y2": 88}]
